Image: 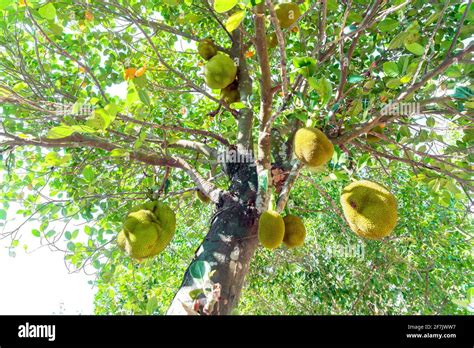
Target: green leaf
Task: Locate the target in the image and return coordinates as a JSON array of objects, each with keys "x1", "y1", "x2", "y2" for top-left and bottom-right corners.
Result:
[
  {"x1": 138, "y1": 89, "x2": 151, "y2": 106},
  {"x1": 44, "y1": 152, "x2": 62, "y2": 166},
  {"x1": 84, "y1": 226, "x2": 92, "y2": 236},
  {"x1": 47, "y1": 126, "x2": 75, "y2": 139},
  {"x1": 110, "y1": 149, "x2": 129, "y2": 157},
  {"x1": 82, "y1": 165, "x2": 94, "y2": 182},
  {"x1": 146, "y1": 296, "x2": 158, "y2": 314},
  {"x1": 347, "y1": 75, "x2": 364, "y2": 84},
  {"x1": 67, "y1": 241, "x2": 76, "y2": 251},
  {"x1": 214, "y1": 0, "x2": 237, "y2": 13},
  {"x1": 426, "y1": 117, "x2": 435, "y2": 127},
  {"x1": 71, "y1": 125, "x2": 96, "y2": 134},
  {"x1": 313, "y1": 78, "x2": 332, "y2": 105},
  {"x1": 225, "y1": 10, "x2": 245, "y2": 32},
  {"x1": 32, "y1": 229, "x2": 41, "y2": 237},
  {"x1": 38, "y1": 3, "x2": 57, "y2": 20},
  {"x1": 11, "y1": 239, "x2": 19, "y2": 247},
  {"x1": 230, "y1": 101, "x2": 246, "y2": 109},
  {"x1": 86, "y1": 109, "x2": 113, "y2": 130},
  {"x1": 45, "y1": 230, "x2": 56, "y2": 238},
  {"x1": 378, "y1": 18, "x2": 398, "y2": 32},
  {"x1": 404, "y1": 42, "x2": 424, "y2": 55},
  {"x1": 104, "y1": 103, "x2": 119, "y2": 117},
  {"x1": 383, "y1": 62, "x2": 399, "y2": 77},
  {"x1": 0, "y1": 209, "x2": 6, "y2": 220},
  {"x1": 388, "y1": 31, "x2": 408, "y2": 50},
  {"x1": 48, "y1": 23, "x2": 63, "y2": 36},
  {"x1": 189, "y1": 288, "x2": 204, "y2": 300},
  {"x1": 293, "y1": 57, "x2": 317, "y2": 77},
  {"x1": 0, "y1": 0, "x2": 14, "y2": 11},
  {"x1": 386, "y1": 78, "x2": 401, "y2": 89},
  {"x1": 452, "y1": 87, "x2": 473, "y2": 99},
  {"x1": 13, "y1": 82, "x2": 27, "y2": 92},
  {"x1": 190, "y1": 260, "x2": 211, "y2": 279}
]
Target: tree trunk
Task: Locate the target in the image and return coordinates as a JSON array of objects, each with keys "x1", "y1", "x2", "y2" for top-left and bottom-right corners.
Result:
[{"x1": 167, "y1": 160, "x2": 259, "y2": 315}]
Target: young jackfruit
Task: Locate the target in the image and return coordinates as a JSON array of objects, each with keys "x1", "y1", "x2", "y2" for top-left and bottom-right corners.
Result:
[
  {"x1": 195, "y1": 189, "x2": 211, "y2": 204},
  {"x1": 258, "y1": 210, "x2": 285, "y2": 249},
  {"x1": 123, "y1": 210, "x2": 157, "y2": 233},
  {"x1": 340, "y1": 180, "x2": 398, "y2": 240},
  {"x1": 198, "y1": 39, "x2": 217, "y2": 60},
  {"x1": 126, "y1": 223, "x2": 160, "y2": 259},
  {"x1": 293, "y1": 127, "x2": 334, "y2": 167},
  {"x1": 117, "y1": 230, "x2": 126, "y2": 250},
  {"x1": 220, "y1": 80, "x2": 240, "y2": 105},
  {"x1": 275, "y1": 3, "x2": 301, "y2": 29},
  {"x1": 266, "y1": 33, "x2": 278, "y2": 49},
  {"x1": 204, "y1": 53, "x2": 237, "y2": 89},
  {"x1": 366, "y1": 124, "x2": 385, "y2": 143},
  {"x1": 283, "y1": 215, "x2": 306, "y2": 248},
  {"x1": 118, "y1": 202, "x2": 176, "y2": 259},
  {"x1": 149, "y1": 202, "x2": 176, "y2": 256}
]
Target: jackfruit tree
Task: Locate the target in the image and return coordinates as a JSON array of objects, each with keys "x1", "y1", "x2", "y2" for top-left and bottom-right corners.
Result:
[{"x1": 0, "y1": 0, "x2": 472, "y2": 315}]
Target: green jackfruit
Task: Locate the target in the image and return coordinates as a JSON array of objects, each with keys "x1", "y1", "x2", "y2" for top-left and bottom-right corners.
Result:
[
  {"x1": 123, "y1": 210, "x2": 157, "y2": 233},
  {"x1": 275, "y1": 3, "x2": 301, "y2": 29},
  {"x1": 283, "y1": 215, "x2": 306, "y2": 248},
  {"x1": 266, "y1": 33, "x2": 278, "y2": 49},
  {"x1": 153, "y1": 202, "x2": 176, "y2": 237},
  {"x1": 204, "y1": 53, "x2": 237, "y2": 89},
  {"x1": 195, "y1": 189, "x2": 211, "y2": 204},
  {"x1": 117, "y1": 230, "x2": 126, "y2": 250},
  {"x1": 126, "y1": 223, "x2": 160, "y2": 259},
  {"x1": 198, "y1": 39, "x2": 217, "y2": 60},
  {"x1": 258, "y1": 210, "x2": 285, "y2": 249},
  {"x1": 293, "y1": 127, "x2": 334, "y2": 167},
  {"x1": 220, "y1": 80, "x2": 240, "y2": 105},
  {"x1": 118, "y1": 202, "x2": 176, "y2": 259},
  {"x1": 340, "y1": 180, "x2": 398, "y2": 240},
  {"x1": 366, "y1": 124, "x2": 385, "y2": 143}
]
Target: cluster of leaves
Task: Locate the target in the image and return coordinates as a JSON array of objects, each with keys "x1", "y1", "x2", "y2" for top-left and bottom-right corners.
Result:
[
  {"x1": 92, "y1": 160, "x2": 472, "y2": 314},
  {"x1": 0, "y1": 0, "x2": 472, "y2": 315}
]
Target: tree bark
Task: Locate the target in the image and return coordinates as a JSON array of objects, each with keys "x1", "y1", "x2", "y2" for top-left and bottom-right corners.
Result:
[{"x1": 167, "y1": 160, "x2": 259, "y2": 315}]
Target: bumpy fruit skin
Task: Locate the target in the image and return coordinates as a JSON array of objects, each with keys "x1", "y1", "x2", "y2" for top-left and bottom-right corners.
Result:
[
  {"x1": 275, "y1": 3, "x2": 301, "y2": 29},
  {"x1": 204, "y1": 53, "x2": 237, "y2": 89},
  {"x1": 123, "y1": 210, "x2": 157, "y2": 233},
  {"x1": 293, "y1": 127, "x2": 334, "y2": 167},
  {"x1": 198, "y1": 39, "x2": 218, "y2": 60},
  {"x1": 119, "y1": 202, "x2": 176, "y2": 259},
  {"x1": 195, "y1": 189, "x2": 211, "y2": 204},
  {"x1": 220, "y1": 81, "x2": 240, "y2": 105},
  {"x1": 126, "y1": 223, "x2": 160, "y2": 259},
  {"x1": 258, "y1": 210, "x2": 285, "y2": 249},
  {"x1": 366, "y1": 124, "x2": 385, "y2": 143},
  {"x1": 283, "y1": 215, "x2": 306, "y2": 248},
  {"x1": 117, "y1": 230, "x2": 126, "y2": 250},
  {"x1": 340, "y1": 180, "x2": 398, "y2": 240}
]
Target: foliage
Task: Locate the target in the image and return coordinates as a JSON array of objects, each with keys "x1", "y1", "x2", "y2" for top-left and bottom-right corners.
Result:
[{"x1": 0, "y1": 0, "x2": 472, "y2": 315}]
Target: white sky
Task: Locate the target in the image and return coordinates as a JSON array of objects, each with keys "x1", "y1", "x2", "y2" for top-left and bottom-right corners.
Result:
[
  {"x1": 0, "y1": 203, "x2": 96, "y2": 314},
  {"x1": 0, "y1": 238, "x2": 96, "y2": 315}
]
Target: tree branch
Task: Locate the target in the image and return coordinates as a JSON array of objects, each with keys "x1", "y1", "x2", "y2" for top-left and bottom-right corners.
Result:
[
  {"x1": 334, "y1": 44, "x2": 474, "y2": 145},
  {"x1": 1, "y1": 132, "x2": 223, "y2": 202}
]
